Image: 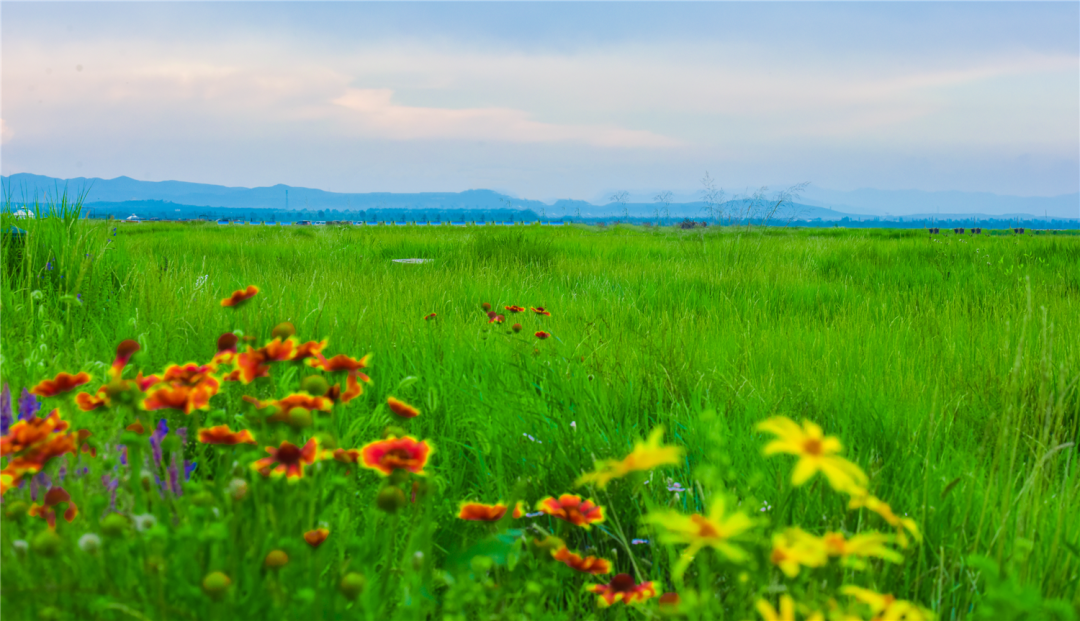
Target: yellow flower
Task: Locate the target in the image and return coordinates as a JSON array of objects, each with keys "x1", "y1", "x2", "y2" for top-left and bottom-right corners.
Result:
[
  {"x1": 576, "y1": 427, "x2": 683, "y2": 489},
  {"x1": 824, "y1": 531, "x2": 903, "y2": 567},
  {"x1": 769, "y1": 527, "x2": 829, "y2": 578},
  {"x1": 643, "y1": 496, "x2": 753, "y2": 577},
  {"x1": 756, "y1": 595, "x2": 825, "y2": 621},
  {"x1": 840, "y1": 586, "x2": 935, "y2": 621},
  {"x1": 848, "y1": 493, "x2": 921, "y2": 548},
  {"x1": 757, "y1": 416, "x2": 868, "y2": 494}
]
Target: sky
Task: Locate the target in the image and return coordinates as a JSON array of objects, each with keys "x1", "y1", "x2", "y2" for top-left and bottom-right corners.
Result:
[{"x1": 2, "y1": 2, "x2": 1077, "y2": 203}]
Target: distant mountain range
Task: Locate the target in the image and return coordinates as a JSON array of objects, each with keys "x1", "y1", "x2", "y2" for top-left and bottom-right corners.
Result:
[{"x1": 2, "y1": 173, "x2": 1076, "y2": 222}]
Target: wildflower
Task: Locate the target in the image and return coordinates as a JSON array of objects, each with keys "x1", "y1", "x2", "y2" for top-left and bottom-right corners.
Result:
[
  {"x1": 143, "y1": 384, "x2": 215, "y2": 414},
  {"x1": 227, "y1": 478, "x2": 249, "y2": 500},
  {"x1": 328, "y1": 448, "x2": 360, "y2": 464},
  {"x1": 512, "y1": 323, "x2": 522, "y2": 333},
  {"x1": 212, "y1": 333, "x2": 239, "y2": 365},
  {"x1": 488, "y1": 314, "x2": 505, "y2": 324},
  {"x1": 481, "y1": 302, "x2": 492, "y2": 311},
  {"x1": 327, "y1": 371, "x2": 364, "y2": 404},
  {"x1": 221, "y1": 285, "x2": 259, "y2": 307},
  {"x1": 29, "y1": 371, "x2": 92, "y2": 398},
  {"x1": 536, "y1": 494, "x2": 605, "y2": 529},
  {"x1": 340, "y1": 572, "x2": 366, "y2": 600},
  {"x1": 18, "y1": 388, "x2": 41, "y2": 421},
  {"x1": 233, "y1": 348, "x2": 270, "y2": 383},
  {"x1": 28, "y1": 486, "x2": 79, "y2": 529},
  {"x1": 756, "y1": 595, "x2": 821, "y2": 621},
  {"x1": 303, "y1": 527, "x2": 330, "y2": 548},
  {"x1": 251, "y1": 439, "x2": 320, "y2": 480},
  {"x1": 0, "y1": 384, "x2": 11, "y2": 435},
  {"x1": 78, "y1": 533, "x2": 102, "y2": 554},
  {"x1": 531, "y1": 307, "x2": 551, "y2": 316},
  {"x1": 424, "y1": 312, "x2": 437, "y2": 320},
  {"x1": 631, "y1": 538, "x2": 649, "y2": 545},
  {"x1": 576, "y1": 427, "x2": 683, "y2": 489},
  {"x1": 587, "y1": 573, "x2": 656, "y2": 607},
  {"x1": 756, "y1": 416, "x2": 868, "y2": 494},
  {"x1": 505, "y1": 305, "x2": 526, "y2": 313},
  {"x1": 271, "y1": 322, "x2": 296, "y2": 339},
  {"x1": 377, "y1": 486, "x2": 407, "y2": 513},
  {"x1": 133, "y1": 513, "x2": 158, "y2": 532},
  {"x1": 1, "y1": 409, "x2": 70, "y2": 455},
  {"x1": 292, "y1": 339, "x2": 328, "y2": 361},
  {"x1": 126, "y1": 420, "x2": 147, "y2": 434},
  {"x1": 553, "y1": 546, "x2": 612, "y2": 575},
  {"x1": 75, "y1": 386, "x2": 110, "y2": 411},
  {"x1": 12, "y1": 540, "x2": 29, "y2": 556},
  {"x1": 198, "y1": 425, "x2": 256, "y2": 445},
  {"x1": 658, "y1": 592, "x2": 681, "y2": 614},
  {"x1": 667, "y1": 482, "x2": 687, "y2": 493},
  {"x1": 259, "y1": 337, "x2": 296, "y2": 362},
  {"x1": 309, "y1": 353, "x2": 371, "y2": 377},
  {"x1": 360, "y1": 436, "x2": 431, "y2": 476},
  {"x1": 110, "y1": 339, "x2": 141, "y2": 380},
  {"x1": 247, "y1": 393, "x2": 333, "y2": 423},
  {"x1": 535, "y1": 331, "x2": 551, "y2": 339},
  {"x1": 848, "y1": 493, "x2": 921, "y2": 547},
  {"x1": 823, "y1": 531, "x2": 903, "y2": 564},
  {"x1": 769, "y1": 527, "x2": 829, "y2": 578},
  {"x1": 387, "y1": 397, "x2": 420, "y2": 419},
  {"x1": 457, "y1": 501, "x2": 524, "y2": 522},
  {"x1": 202, "y1": 571, "x2": 232, "y2": 599},
  {"x1": 643, "y1": 496, "x2": 754, "y2": 567},
  {"x1": 840, "y1": 586, "x2": 932, "y2": 621}
]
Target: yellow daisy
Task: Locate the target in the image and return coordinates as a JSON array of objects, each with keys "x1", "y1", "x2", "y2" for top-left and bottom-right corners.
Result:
[
  {"x1": 757, "y1": 416, "x2": 868, "y2": 494},
  {"x1": 576, "y1": 427, "x2": 683, "y2": 489}
]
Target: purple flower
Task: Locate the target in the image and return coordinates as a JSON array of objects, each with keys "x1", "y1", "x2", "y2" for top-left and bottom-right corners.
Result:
[
  {"x1": 176, "y1": 427, "x2": 188, "y2": 445},
  {"x1": 75, "y1": 466, "x2": 89, "y2": 478},
  {"x1": 168, "y1": 454, "x2": 182, "y2": 496},
  {"x1": 18, "y1": 389, "x2": 40, "y2": 421},
  {"x1": 77, "y1": 293, "x2": 82, "y2": 300},
  {"x1": 1, "y1": 383, "x2": 12, "y2": 435},
  {"x1": 184, "y1": 461, "x2": 197, "y2": 481},
  {"x1": 46, "y1": 261, "x2": 53, "y2": 271},
  {"x1": 101, "y1": 474, "x2": 120, "y2": 517},
  {"x1": 30, "y1": 472, "x2": 51, "y2": 502},
  {"x1": 150, "y1": 419, "x2": 169, "y2": 465},
  {"x1": 57, "y1": 462, "x2": 68, "y2": 484},
  {"x1": 119, "y1": 445, "x2": 128, "y2": 466},
  {"x1": 631, "y1": 539, "x2": 649, "y2": 545},
  {"x1": 667, "y1": 482, "x2": 687, "y2": 493}
]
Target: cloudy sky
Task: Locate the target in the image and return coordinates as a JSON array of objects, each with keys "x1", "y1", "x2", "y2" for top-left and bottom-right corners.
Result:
[{"x1": 2, "y1": 2, "x2": 1077, "y2": 202}]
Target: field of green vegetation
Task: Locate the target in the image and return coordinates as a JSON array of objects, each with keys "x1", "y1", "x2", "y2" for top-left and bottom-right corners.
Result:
[{"x1": 1, "y1": 208, "x2": 1078, "y2": 620}]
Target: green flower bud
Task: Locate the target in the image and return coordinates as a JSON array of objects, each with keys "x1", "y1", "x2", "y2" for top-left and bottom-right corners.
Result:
[
  {"x1": 288, "y1": 407, "x2": 313, "y2": 429},
  {"x1": 4, "y1": 500, "x2": 29, "y2": 521},
  {"x1": 32, "y1": 529, "x2": 62, "y2": 557},
  {"x1": 271, "y1": 322, "x2": 296, "y2": 340},
  {"x1": 382, "y1": 425, "x2": 407, "y2": 439},
  {"x1": 101, "y1": 513, "x2": 130, "y2": 537},
  {"x1": 264, "y1": 549, "x2": 289, "y2": 569},
  {"x1": 339, "y1": 572, "x2": 366, "y2": 600},
  {"x1": 376, "y1": 486, "x2": 407, "y2": 514},
  {"x1": 301, "y1": 375, "x2": 329, "y2": 397},
  {"x1": 202, "y1": 571, "x2": 231, "y2": 599}
]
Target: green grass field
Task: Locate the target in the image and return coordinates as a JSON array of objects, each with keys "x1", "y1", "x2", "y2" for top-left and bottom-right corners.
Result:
[{"x1": 2, "y1": 214, "x2": 1078, "y2": 620}]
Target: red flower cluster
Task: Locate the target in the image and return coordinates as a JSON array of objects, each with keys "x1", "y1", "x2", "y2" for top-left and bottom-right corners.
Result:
[{"x1": 0, "y1": 410, "x2": 77, "y2": 496}]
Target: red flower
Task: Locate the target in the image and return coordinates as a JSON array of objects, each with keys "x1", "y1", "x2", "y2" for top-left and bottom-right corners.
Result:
[
  {"x1": 28, "y1": 486, "x2": 78, "y2": 530},
  {"x1": 221, "y1": 285, "x2": 259, "y2": 308},
  {"x1": 255, "y1": 393, "x2": 333, "y2": 422},
  {"x1": 505, "y1": 305, "x2": 526, "y2": 313},
  {"x1": 536, "y1": 494, "x2": 605, "y2": 529},
  {"x1": 387, "y1": 397, "x2": 420, "y2": 419},
  {"x1": 30, "y1": 372, "x2": 92, "y2": 398},
  {"x1": 235, "y1": 348, "x2": 271, "y2": 383},
  {"x1": 303, "y1": 528, "x2": 329, "y2": 548},
  {"x1": 457, "y1": 502, "x2": 524, "y2": 522},
  {"x1": 309, "y1": 353, "x2": 372, "y2": 380},
  {"x1": 292, "y1": 340, "x2": 328, "y2": 361},
  {"x1": 198, "y1": 425, "x2": 256, "y2": 445},
  {"x1": 251, "y1": 439, "x2": 320, "y2": 480},
  {"x1": 535, "y1": 331, "x2": 551, "y2": 340},
  {"x1": 1, "y1": 410, "x2": 70, "y2": 456},
  {"x1": 260, "y1": 338, "x2": 296, "y2": 362},
  {"x1": 481, "y1": 302, "x2": 492, "y2": 312},
  {"x1": 424, "y1": 312, "x2": 437, "y2": 321},
  {"x1": 126, "y1": 420, "x2": 147, "y2": 434},
  {"x1": 553, "y1": 546, "x2": 612, "y2": 575},
  {"x1": 531, "y1": 307, "x2": 551, "y2": 316},
  {"x1": 110, "y1": 339, "x2": 141, "y2": 380},
  {"x1": 75, "y1": 387, "x2": 109, "y2": 411},
  {"x1": 588, "y1": 574, "x2": 657, "y2": 607},
  {"x1": 212, "y1": 333, "x2": 239, "y2": 364},
  {"x1": 327, "y1": 371, "x2": 365, "y2": 405},
  {"x1": 143, "y1": 384, "x2": 215, "y2": 414},
  {"x1": 134, "y1": 372, "x2": 161, "y2": 391},
  {"x1": 488, "y1": 314, "x2": 505, "y2": 324},
  {"x1": 360, "y1": 436, "x2": 431, "y2": 476}
]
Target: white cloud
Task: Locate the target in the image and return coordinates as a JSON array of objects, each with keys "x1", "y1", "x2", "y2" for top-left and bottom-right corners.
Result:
[{"x1": 330, "y1": 88, "x2": 681, "y2": 148}]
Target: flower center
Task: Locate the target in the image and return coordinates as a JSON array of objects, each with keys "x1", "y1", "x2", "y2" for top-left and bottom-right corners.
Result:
[
  {"x1": 691, "y1": 515, "x2": 720, "y2": 539},
  {"x1": 384, "y1": 449, "x2": 414, "y2": 466},
  {"x1": 610, "y1": 574, "x2": 636, "y2": 593},
  {"x1": 276, "y1": 445, "x2": 301, "y2": 463},
  {"x1": 802, "y1": 438, "x2": 823, "y2": 456}
]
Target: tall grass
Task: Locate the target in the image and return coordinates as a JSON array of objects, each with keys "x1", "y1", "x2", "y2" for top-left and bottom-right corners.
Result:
[{"x1": 1, "y1": 217, "x2": 1077, "y2": 618}]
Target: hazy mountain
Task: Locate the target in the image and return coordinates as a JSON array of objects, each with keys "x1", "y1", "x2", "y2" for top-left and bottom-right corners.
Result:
[{"x1": 3, "y1": 173, "x2": 1077, "y2": 221}]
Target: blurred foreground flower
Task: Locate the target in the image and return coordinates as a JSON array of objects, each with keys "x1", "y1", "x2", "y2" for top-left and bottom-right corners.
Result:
[
  {"x1": 30, "y1": 372, "x2": 91, "y2": 398},
  {"x1": 553, "y1": 546, "x2": 612, "y2": 575},
  {"x1": 536, "y1": 494, "x2": 605, "y2": 529},
  {"x1": 457, "y1": 501, "x2": 523, "y2": 522},
  {"x1": 221, "y1": 285, "x2": 259, "y2": 308},
  {"x1": 643, "y1": 496, "x2": 753, "y2": 575},
  {"x1": 252, "y1": 439, "x2": 319, "y2": 480},
  {"x1": 360, "y1": 436, "x2": 431, "y2": 476},
  {"x1": 757, "y1": 416, "x2": 868, "y2": 494},
  {"x1": 587, "y1": 574, "x2": 656, "y2": 607},
  {"x1": 576, "y1": 427, "x2": 682, "y2": 489}
]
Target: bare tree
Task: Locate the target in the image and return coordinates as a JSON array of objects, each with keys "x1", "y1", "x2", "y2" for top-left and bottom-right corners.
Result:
[
  {"x1": 609, "y1": 191, "x2": 630, "y2": 221},
  {"x1": 653, "y1": 191, "x2": 672, "y2": 226},
  {"x1": 700, "y1": 172, "x2": 726, "y2": 225}
]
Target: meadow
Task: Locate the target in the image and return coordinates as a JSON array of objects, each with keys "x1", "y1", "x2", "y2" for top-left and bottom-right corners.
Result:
[{"x1": 1, "y1": 209, "x2": 1078, "y2": 620}]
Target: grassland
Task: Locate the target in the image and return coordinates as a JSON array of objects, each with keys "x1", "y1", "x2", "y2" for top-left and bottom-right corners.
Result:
[{"x1": 1, "y1": 215, "x2": 1078, "y2": 619}]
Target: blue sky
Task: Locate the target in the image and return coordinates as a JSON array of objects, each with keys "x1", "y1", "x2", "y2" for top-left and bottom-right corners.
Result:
[{"x1": 2, "y1": 2, "x2": 1077, "y2": 202}]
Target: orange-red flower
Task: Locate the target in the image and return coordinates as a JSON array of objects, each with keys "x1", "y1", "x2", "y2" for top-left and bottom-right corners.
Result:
[
  {"x1": 251, "y1": 439, "x2": 319, "y2": 480},
  {"x1": 75, "y1": 387, "x2": 109, "y2": 411},
  {"x1": 535, "y1": 331, "x2": 551, "y2": 340},
  {"x1": 198, "y1": 425, "x2": 256, "y2": 445},
  {"x1": 134, "y1": 372, "x2": 161, "y2": 391},
  {"x1": 536, "y1": 494, "x2": 605, "y2": 529},
  {"x1": 505, "y1": 305, "x2": 526, "y2": 313},
  {"x1": 424, "y1": 312, "x2": 437, "y2": 321},
  {"x1": 143, "y1": 384, "x2": 215, "y2": 414},
  {"x1": 587, "y1": 574, "x2": 656, "y2": 607},
  {"x1": 387, "y1": 397, "x2": 420, "y2": 419},
  {"x1": 110, "y1": 339, "x2": 141, "y2": 380},
  {"x1": 488, "y1": 314, "x2": 505, "y2": 324},
  {"x1": 260, "y1": 338, "x2": 296, "y2": 362},
  {"x1": 360, "y1": 436, "x2": 431, "y2": 476},
  {"x1": 310, "y1": 353, "x2": 372, "y2": 378},
  {"x1": 212, "y1": 333, "x2": 239, "y2": 365},
  {"x1": 162, "y1": 363, "x2": 219, "y2": 387},
  {"x1": 292, "y1": 340, "x2": 328, "y2": 361},
  {"x1": 531, "y1": 307, "x2": 551, "y2": 316},
  {"x1": 1, "y1": 410, "x2": 70, "y2": 456},
  {"x1": 457, "y1": 502, "x2": 524, "y2": 522},
  {"x1": 126, "y1": 420, "x2": 147, "y2": 434},
  {"x1": 221, "y1": 285, "x2": 259, "y2": 308},
  {"x1": 30, "y1": 372, "x2": 92, "y2": 398},
  {"x1": 234, "y1": 348, "x2": 271, "y2": 383},
  {"x1": 553, "y1": 546, "x2": 612, "y2": 575},
  {"x1": 28, "y1": 486, "x2": 78, "y2": 530},
  {"x1": 331, "y1": 448, "x2": 361, "y2": 464},
  {"x1": 303, "y1": 528, "x2": 329, "y2": 548}
]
